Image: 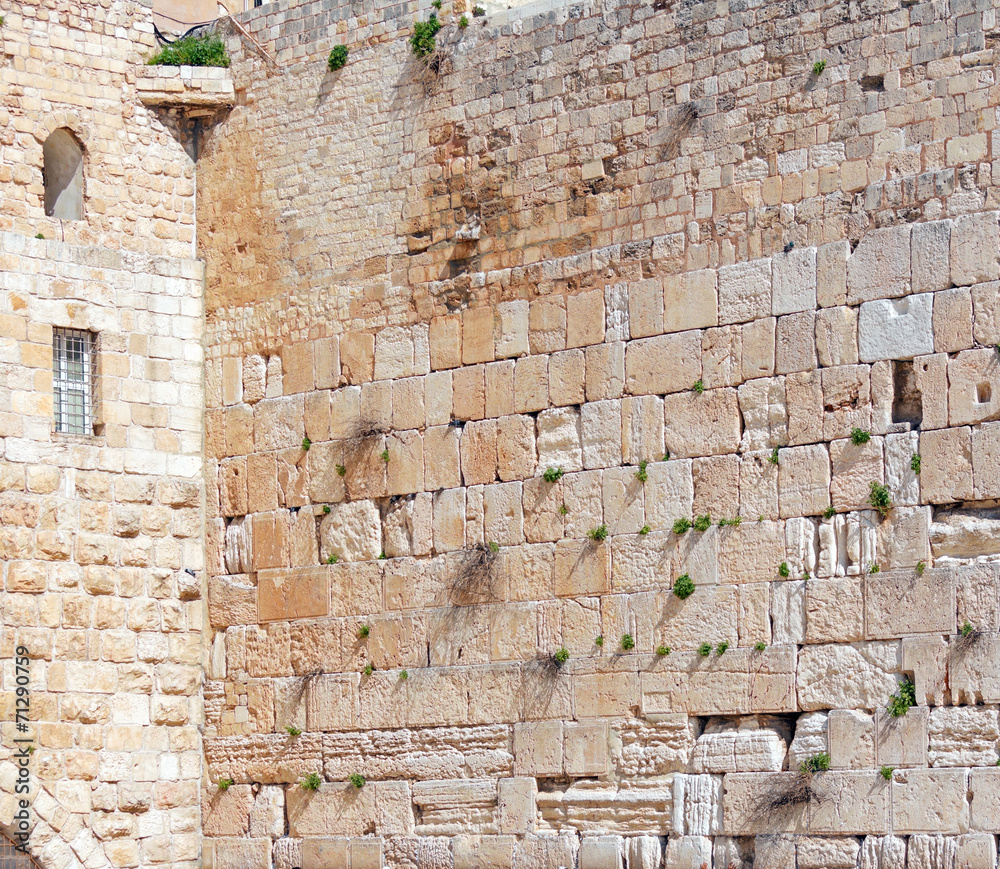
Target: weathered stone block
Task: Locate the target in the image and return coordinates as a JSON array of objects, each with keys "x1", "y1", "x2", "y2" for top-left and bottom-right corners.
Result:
[
  {"x1": 858, "y1": 294, "x2": 934, "y2": 363},
  {"x1": 718, "y1": 259, "x2": 772, "y2": 325},
  {"x1": 625, "y1": 332, "x2": 702, "y2": 397},
  {"x1": 662, "y1": 389, "x2": 741, "y2": 458},
  {"x1": 847, "y1": 225, "x2": 911, "y2": 303}
]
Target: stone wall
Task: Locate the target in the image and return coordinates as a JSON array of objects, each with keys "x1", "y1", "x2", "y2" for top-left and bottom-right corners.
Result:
[
  {"x1": 198, "y1": 0, "x2": 1000, "y2": 865},
  {"x1": 0, "y1": 2, "x2": 207, "y2": 867}
]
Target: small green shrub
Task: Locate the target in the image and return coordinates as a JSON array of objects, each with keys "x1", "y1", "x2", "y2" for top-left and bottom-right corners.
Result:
[
  {"x1": 662, "y1": 450, "x2": 671, "y2": 461},
  {"x1": 35, "y1": 233, "x2": 44, "y2": 240},
  {"x1": 326, "y1": 554, "x2": 338, "y2": 564},
  {"x1": 488, "y1": 541, "x2": 500, "y2": 553},
  {"x1": 639, "y1": 524, "x2": 651, "y2": 535},
  {"x1": 718, "y1": 516, "x2": 741, "y2": 527},
  {"x1": 778, "y1": 562, "x2": 790, "y2": 578},
  {"x1": 399, "y1": 669, "x2": 408, "y2": 680},
  {"x1": 715, "y1": 641, "x2": 729, "y2": 655},
  {"x1": 217, "y1": 777, "x2": 234, "y2": 790},
  {"x1": 431, "y1": 0, "x2": 442, "y2": 7},
  {"x1": 349, "y1": 773, "x2": 366, "y2": 789},
  {"x1": 691, "y1": 379, "x2": 705, "y2": 395},
  {"x1": 379, "y1": 551, "x2": 386, "y2": 560},
  {"x1": 673, "y1": 574, "x2": 695, "y2": 600},
  {"x1": 769, "y1": 447, "x2": 779, "y2": 465},
  {"x1": 553, "y1": 647, "x2": 570, "y2": 665},
  {"x1": 458, "y1": 14, "x2": 469, "y2": 27},
  {"x1": 587, "y1": 525, "x2": 609, "y2": 542},
  {"x1": 961, "y1": 621, "x2": 975, "y2": 638},
  {"x1": 850, "y1": 428, "x2": 871, "y2": 445},
  {"x1": 594, "y1": 635, "x2": 604, "y2": 648},
  {"x1": 656, "y1": 645, "x2": 671, "y2": 656},
  {"x1": 868, "y1": 481, "x2": 891, "y2": 517},
  {"x1": 380, "y1": 448, "x2": 390, "y2": 463},
  {"x1": 754, "y1": 641, "x2": 767, "y2": 652},
  {"x1": 472, "y1": 5, "x2": 486, "y2": 14},
  {"x1": 363, "y1": 663, "x2": 373, "y2": 676},
  {"x1": 559, "y1": 504, "x2": 569, "y2": 516},
  {"x1": 358, "y1": 624, "x2": 370, "y2": 639},
  {"x1": 620, "y1": 634, "x2": 635, "y2": 651},
  {"x1": 327, "y1": 44, "x2": 349, "y2": 71},
  {"x1": 693, "y1": 514, "x2": 712, "y2": 532},
  {"x1": 887, "y1": 677, "x2": 916, "y2": 718},
  {"x1": 673, "y1": 517, "x2": 692, "y2": 534},
  {"x1": 800, "y1": 753, "x2": 830, "y2": 774},
  {"x1": 410, "y1": 15, "x2": 442, "y2": 59},
  {"x1": 302, "y1": 437, "x2": 311, "y2": 451},
  {"x1": 916, "y1": 561, "x2": 925, "y2": 576},
  {"x1": 634, "y1": 460, "x2": 649, "y2": 483},
  {"x1": 336, "y1": 464, "x2": 346, "y2": 477},
  {"x1": 910, "y1": 453, "x2": 921, "y2": 475},
  {"x1": 285, "y1": 725, "x2": 302, "y2": 737},
  {"x1": 148, "y1": 33, "x2": 230, "y2": 68},
  {"x1": 697, "y1": 642, "x2": 712, "y2": 657},
  {"x1": 543, "y1": 467, "x2": 564, "y2": 483},
  {"x1": 301, "y1": 773, "x2": 322, "y2": 791},
  {"x1": 823, "y1": 505, "x2": 835, "y2": 520},
  {"x1": 803, "y1": 570, "x2": 811, "y2": 580},
  {"x1": 322, "y1": 505, "x2": 331, "y2": 514},
  {"x1": 869, "y1": 563, "x2": 880, "y2": 574},
  {"x1": 879, "y1": 765, "x2": 894, "y2": 781},
  {"x1": 811, "y1": 59, "x2": 827, "y2": 76}
]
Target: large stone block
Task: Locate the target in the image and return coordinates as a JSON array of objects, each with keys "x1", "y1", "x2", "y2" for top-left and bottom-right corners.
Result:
[
  {"x1": 778, "y1": 445, "x2": 830, "y2": 518},
  {"x1": 663, "y1": 389, "x2": 741, "y2": 458},
  {"x1": 664, "y1": 269, "x2": 718, "y2": 333},
  {"x1": 864, "y1": 568, "x2": 955, "y2": 639},
  {"x1": 920, "y1": 427, "x2": 973, "y2": 502},
  {"x1": 797, "y1": 642, "x2": 901, "y2": 711},
  {"x1": 847, "y1": 225, "x2": 911, "y2": 303},
  {"x1": 911, "y1": 219, "x2": 951, "y2": 293},
  {"x1": 718, "y1": 259, "x2": 772, "y2": 325},
  {"x1": 948, "y1": 348, "x2": 1000, "y2": 425},
  {"x1": 891, "y1": 768, "x2": 969, "y2": 834},
  {"x1": 858, "y1": 294, "x2": 934, "y2": 363},
  {"x1": 258, "y1": 567, "x2": 330, "y2": 623},
  {"x1": 772, "y1": 246, "x2": 817, "y2": 315},
  {"x1": 625, "y1": 332, "x2": 702, "y2": 397},
  {"x1": 951, "y1": 212, "x2": 1000, "y2": 286},
  {"x1": 320, "y1": 500, "x2": 381, "y2": 563}
]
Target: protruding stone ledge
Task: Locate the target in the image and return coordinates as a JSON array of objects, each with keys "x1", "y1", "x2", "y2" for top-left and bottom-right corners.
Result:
[{"x1": 137, "y1": 65, "x2": 235, "y2": 109}]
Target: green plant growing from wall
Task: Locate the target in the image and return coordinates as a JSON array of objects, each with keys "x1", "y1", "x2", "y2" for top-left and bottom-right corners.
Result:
[
  {"x1": 380, "y1": 448, "x2": 390, "y2": 463},
  {"x1": 302, "y1": 437, "x2": 311, "y2": 451},
  {"x1": 35, "y1": 233, "x2": 44, "y2": 240},
  {"x1": 697, "y1": 642, "x2": 712, "y2": 657},
  {"x1": 718, "y1": 517, "x2": 741, "y2": 527},
  {"x1": 634, "y1": 459, "x2": 649, "y2": 483},
  {"x1": 880, "y1": 766, "x2": 894, "y2": 781},
  {"x1": 363, "y1": 663, "x2": 374, "y2": 676},
  {"x1": 543, "y1": 466, "x2": 564, "y2": 482},
  {"x1": 754, "y1": 641, "x2": 767, "y2": 652},
  {"x1": 327, "y1": 44, "x2": 349, "y2": 70},
  {"x1": 778, "y1": 562, "x2": 790, "y2": 578},
  {"x1": 868, "y1": 481, "x2": 891, "y2": 517},
  {"x1": 458, "y1": 14, "x2": 469, "y2": 27},
  {"x1": 301, "y1": 773, "x2": 322, "y2": 791},
  {"x1": 662, "y1": 450, "x2": 671, "y2": 461},
  {"x1": 811, "y1": 59, "x2": 827, "y2": 76},
  {"x1": 400, "y1": 669, "x2": 408, "y2": 680},
  {"x1": 349, "y1": 773, "x2": 366, "y2": 789},
  {"x1": 693, "y1": 514, "x2": 712, "y2": 532},
  {"x1": 587, "y1": 524, "x2": 609, "y2": 542},
  {"x1": 472, "y1": 5, "x2": 485, "y2": 14},
  {"x1": 620, "y1": 634, "x2": 635, "y2": 651},
  {"x1": 823, "y1": 505, "x2": 835, "y2": 519},
  {"x1": 850, "y1": 428, "x2": 871, "y2": 445},
  {"x1": 656, "y1": 645, "x2": 671, "y2": 656},
  {"x1": 553, "y1": 647, "x2": 569, "y2": 665},
  {"x1": 691, "y1": 379, "x2": 705, "y2": 395},
  {"x1": 285, "y1": 725, "x2": 302, "y2": 737},
  {"x1": 910, "y1": 453, "x2": 921, "y2": 474},
  {"x1": 639, "y1": 524, "x2": 651, "y2": 535},
  {"x1": 358, "y1": 624, "x2": 370, "y2": 639},
  {"x1": 673, "y1": 517, "x2": 691, "y2": 534},
  {"x1": 322, "y1": 505, "x2": 331, "y2": 514},
  {"x1": 869, "y1": 563, "x2": 880, "y2": 574},
  {"x1": 887, "y1": 677, "x2": 916, "y2": 717},
  {"x1": 326, "y1": 554, "x2": 338, "y2": 564},
  {"x1": 149, "y1": 32, "x2": 230, "y2": 67},
  {"x1": 916, "y1": 561, "x2": 925, "y2": 576},
  {"x1": 594, "y1": 635, "x2": 604, "y2": 648},
  {"x1": 673, "y1": 574, "x2": 695, "y2": 600},
  {"x1": 336, "y1": 464, "x2": 346, "y2": 476},
  {"x1": 769, "y1": 447, "x2": 779, "y2": 465},
  {"x1": 961, "y1": 621, "x2": 975, "y2": 638},
  {"x1": 217, "y1": 777, "x2": 234, "y2": 790},
  {"x1": 800, "y1": 753, "x2": 830, "y2": 774},
  {"x1": 559, "y1": 504, "x2": 569, "y2": 516},
  {"x1": 410, "y1": 15, "x2": 442, "y2": 59},
  {"x1": 715, "y1": 641, "x2": 729, "y2": 655}
]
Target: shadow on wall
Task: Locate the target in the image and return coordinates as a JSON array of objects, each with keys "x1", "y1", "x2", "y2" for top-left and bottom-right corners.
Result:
[{"x1": 42, "y1": 129, "x2": 84, "y2": 221}]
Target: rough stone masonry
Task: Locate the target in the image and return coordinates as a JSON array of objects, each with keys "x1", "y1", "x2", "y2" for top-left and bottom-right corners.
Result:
[{"x1": 4, "y1": 0, "x2": 1000, "y2": 865}]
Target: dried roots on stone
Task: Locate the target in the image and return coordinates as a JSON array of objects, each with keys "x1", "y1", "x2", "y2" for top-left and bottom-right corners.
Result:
[
  {"x1": 448, "y1": 543, "x2": 502, "y2": 605},
  {"x1": 752, "y1": 772, "x2": 819, "y2": 826}
]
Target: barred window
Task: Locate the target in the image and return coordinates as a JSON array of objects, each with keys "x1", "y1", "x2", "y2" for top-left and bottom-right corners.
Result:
[{"x1": 52, "y1": 328, "x2": 94, "y2": 435}]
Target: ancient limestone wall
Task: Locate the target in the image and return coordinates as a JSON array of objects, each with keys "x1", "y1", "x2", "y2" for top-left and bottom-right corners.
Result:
[
  {"x1": 0, "y1": 2, "x2": 207, "y2": 867},
  {"x1": 195, "y1": 0, "x2": 1000, "y2": 865}
]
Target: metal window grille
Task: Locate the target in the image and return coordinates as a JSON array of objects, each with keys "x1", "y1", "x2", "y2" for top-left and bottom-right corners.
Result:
[
  {"x1": 0, "y1": 833, "x2": 42, "y2": 868},
  {"x1": 52, "y1": 328, "x2": 94, "y2": 435}
]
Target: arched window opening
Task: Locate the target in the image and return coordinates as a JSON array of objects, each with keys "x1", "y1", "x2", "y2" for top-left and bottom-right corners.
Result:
[{"x1": 42, "y1": 129, "x2": 84, "y2": 220}]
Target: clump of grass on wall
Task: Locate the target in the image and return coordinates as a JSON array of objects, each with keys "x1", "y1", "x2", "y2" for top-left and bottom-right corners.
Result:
[
  {"x1": 328, "y1": 44, "x2": 349, "y2": 70},
  {"x1": 148, "y1": 33, "x2": 230, "y2": 68}
]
